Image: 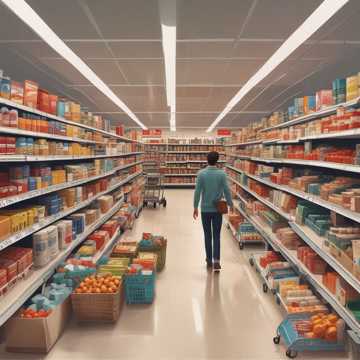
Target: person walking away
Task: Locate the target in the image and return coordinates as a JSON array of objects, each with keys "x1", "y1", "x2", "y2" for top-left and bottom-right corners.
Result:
[{"x1": 193, "y1": 151, "x2": 234, "y2": 272}]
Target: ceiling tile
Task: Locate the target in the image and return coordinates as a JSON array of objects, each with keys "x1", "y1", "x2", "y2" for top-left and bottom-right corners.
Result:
[
  {"x1": 109, "y1": 41, "x2": 163, "y2": 58},
  {"x1": 85, "y1": 59, "x2": 127, "y2": 83},
  {"x1": 178, "y1": 0, "x2": 254, "y2": 39},
  {"x1": 222, "y1": 58, "x2": 264, "y2": 84},
  {"x1": 39, "y1": 58, "x2": 89, "y2": 84},
  {"x1": 0, "y1": 4, "x2": 39, "y2": 40},
  {"x1": 232, "y1": 40, "x2": 280, "y2": 58},
  {"x1": 241, "y1": 0, "x2": 323, "y2": 39},
  {"x1": 67, "y1": 42, "x2": 113, "y2": 58},
  {"x1": 86, "y1": 0, "x2": 161, "y2": 39},
  {"x1": 177, "y1": 42, "x2": 234, "y2": 58},
  {"x1": 177, "y1": 59, "x2": 230, "y2": 85},
  {"x1": 118, "y1": 59, "x2": 164, "y2": 84},
  {"x1": 27, "y1": 0, "x2": 99, "y2": 39}
]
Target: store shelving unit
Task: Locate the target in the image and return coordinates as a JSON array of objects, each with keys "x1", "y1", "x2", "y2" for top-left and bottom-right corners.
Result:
[
  {"x1": 0, "y1": 195, "x2": 126, "y2": 327},
  {"x1": 0, "y1": 94, "x2": 146, "y2": 328},
  {"x1": 225, "y1": 94, "x2": 360, "y2": 343},
  {"x1": 0, "y1": 171, "x2": 142, "y2": 252},
  {"x1": 0, "y1": 97, "x2": 141, "y2": 143}
]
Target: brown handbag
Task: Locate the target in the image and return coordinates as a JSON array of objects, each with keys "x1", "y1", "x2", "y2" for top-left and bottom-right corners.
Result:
[{"x1": 215, "y1": 199, "x2": 228, "y2": 214}]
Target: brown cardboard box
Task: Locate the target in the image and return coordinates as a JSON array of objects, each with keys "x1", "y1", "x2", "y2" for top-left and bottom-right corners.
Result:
[
  {"x1": 6, "y1": 298, "x2": 71, "y2": 353},
  {"x1": 337, "y1": 249, "x2": 354, "y2": 273}
]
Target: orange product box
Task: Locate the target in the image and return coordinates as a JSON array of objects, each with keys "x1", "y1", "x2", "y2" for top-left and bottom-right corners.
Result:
[
  {"x1": 24, "y1": 80, "x2": 38, "y2": 109},
  {"x1": 10, "y1": 81, "x2": 24, "y2": 105},
  {"x1": 0, "y1": 258, "x2": 17, "y2": 283}
]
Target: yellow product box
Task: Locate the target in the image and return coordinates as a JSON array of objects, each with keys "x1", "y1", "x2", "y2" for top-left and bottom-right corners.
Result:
[
  {"x1": 346, "y1": 75, "x2": 358, "y2": 101},
  {"x1": 0, "y1": 210, "x2": 27, "y2": 233},
  {"x1": 0, "y1": 215, "x2": 11, "y2": 240},
  {"x1": 23, "y1": 208, "x2": 36, "y2": 227}
]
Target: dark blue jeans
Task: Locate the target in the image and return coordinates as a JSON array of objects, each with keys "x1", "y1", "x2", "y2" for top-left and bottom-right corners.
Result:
[{"x1": 201, "y1": 212, "x2": 223, "y2": 262}]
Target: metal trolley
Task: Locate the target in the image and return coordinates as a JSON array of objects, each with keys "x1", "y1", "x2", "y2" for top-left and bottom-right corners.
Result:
[
  {"x1": 143, "y1": 172, "x2": 166, "y2": 208},
  {"x1": 143, "y1": 142, "x2": 167, "y2": 208}
]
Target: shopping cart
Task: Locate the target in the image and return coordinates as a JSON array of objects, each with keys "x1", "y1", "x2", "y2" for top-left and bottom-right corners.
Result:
[{"x1": 143, "y1": 173, "x2": 166, "y2": 208}]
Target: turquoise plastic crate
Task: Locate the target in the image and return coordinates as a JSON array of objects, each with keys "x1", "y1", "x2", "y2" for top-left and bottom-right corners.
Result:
[{"x1": 125, "y1": 272, "x2": 155, "y2": 304}]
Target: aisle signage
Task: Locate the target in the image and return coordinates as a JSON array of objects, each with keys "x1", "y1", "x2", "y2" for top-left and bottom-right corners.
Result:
[
  {"x1": 217, "y1": 129, "x2": 231, "y2": 137},
  {"x1": 142, "y1": 129, "x2": 162, "y2": 137}
]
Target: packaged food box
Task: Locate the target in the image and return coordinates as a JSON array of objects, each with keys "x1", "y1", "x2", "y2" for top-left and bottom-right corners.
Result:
[
  {"x1": 24, "y1": 80, "x2": 38, "y2": 109},
  {"x1": 10, "y1": 81, "x2": 24, "y2": 105}
]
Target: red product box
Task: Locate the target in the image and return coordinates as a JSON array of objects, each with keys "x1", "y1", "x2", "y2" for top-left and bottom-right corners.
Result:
[
  {"x1": 49, "y1": 94, "x2": 58, "y2": 115},
  {"x1": 88, "y1": 230, "x2": 110, "y2": 250},
  {"x1": 37, "y1": 89, "x2": 50, "y2": 113},
  {"x1": 6, "y1": 137, "x2": 16, "y2": 154},
  {"x1": 0, "y1": 258, "x2": 17, "y2": 283},
  {"x1": 24, "y1": 80, "x2": 39, "y2": 109},
  {"x1": 101, "y1": 220, "x2": 119, "y2": 237},
  {"x1": 116, "y1": 126, "x2": 124, "y2": 136},
  {"x1": 0, "y1": 137, "x2": 6, "y2": 154},
  {"x1": 0, "y1": 268, "x2": 6, "y2": 288},
  {"x1": 316, "y1": 90, "x2": 333, "y2": 111}
]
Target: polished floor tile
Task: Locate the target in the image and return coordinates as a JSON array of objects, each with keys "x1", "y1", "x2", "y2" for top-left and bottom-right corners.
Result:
[{"x1": 0, "y1": 190, "x2": 351, "y2": 359}]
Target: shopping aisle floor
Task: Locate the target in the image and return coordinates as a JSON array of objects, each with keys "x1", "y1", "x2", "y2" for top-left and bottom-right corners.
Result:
[{"x1": 0, "y1": 190, "x2": 349, "y2": 360}]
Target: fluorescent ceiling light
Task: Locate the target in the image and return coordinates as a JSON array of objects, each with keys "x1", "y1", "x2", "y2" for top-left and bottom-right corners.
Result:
[
  {"x1": 170, "y1": 112, "x2": 176, "y2": 131},
  {"x1": 159, "y1": 0, "x2": 176, "y2": 131},
  {"x1": 1, "y1": 0, "x2": 147, "y2": 130},
  {"x1": 207, "y1": 0, "x2": 349, "y2": 132}
]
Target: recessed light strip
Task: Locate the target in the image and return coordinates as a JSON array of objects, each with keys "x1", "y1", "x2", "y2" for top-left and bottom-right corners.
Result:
[
  {"x1": 159, "y1": 0, "x2": 176, "y2": 131},
  {"x1": 206, "y1": 0, "x2": 349, "y2": 132},
  {"x1": 1, "y1": 0, "x2": 147, "y2": 130}
]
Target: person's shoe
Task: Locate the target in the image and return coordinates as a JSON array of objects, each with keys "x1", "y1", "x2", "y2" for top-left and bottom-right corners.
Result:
[
  {"x1": 206, "y1": 260, "x2": 213, "y2": 269},
  {"x1": 213, "y1": 262, "x2": 221, "y2": 272}
]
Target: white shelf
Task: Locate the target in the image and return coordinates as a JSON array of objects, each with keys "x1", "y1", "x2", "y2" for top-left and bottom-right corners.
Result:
[
  {"x1": 260, "y1": 97, "x2": 360, "y2": 132},
  {"x1": 163, "y1": 183, "x2": 195, "y2": 187},
  {"x1": 232, "y1": 156, "x2": 360, "y2": 175},
  {"x1": 0, "y1": 126, "x2": 102, "y2": 144},
  {"x1": 289, "y1": 222, "x2": 360, "y2": 296},
  {"x1": 244, "y1": 171, "x2": 360, "y2": 225},
  {"x1": 228, "y1": 176, "x2": 292, "y2": 221},
  {"x1": 0, "y1": 171, "x2": 142, "y2": 252},
  {"x1": 0, "y1": 97, "x2": 143, "y2": 144},
  {"x1": 166, "y1": 151, "x2": 225, "y2": 154},
  {"x1": 0, "y1": 196, "x2": 125, "y2": 327},
  {"x1": 164, "y1": 173, "x2": 197, "y2": 176},
  {"x1": 225, "y1": 140, "x2": 262, "y2": 147},
  {"x1": 235, "y1": 204, "x2": 360, "y2": 333},
  {"x1": 0, "y1": 152, "x2": 144, "y2": 163},
  {"x1": 0, "y1": 160, "x2": 143, "y2": 209}
]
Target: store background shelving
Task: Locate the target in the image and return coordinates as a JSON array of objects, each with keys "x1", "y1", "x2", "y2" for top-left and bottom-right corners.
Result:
[{"x1": 144, "y1": 138, "x2": 226, "y2": 188}]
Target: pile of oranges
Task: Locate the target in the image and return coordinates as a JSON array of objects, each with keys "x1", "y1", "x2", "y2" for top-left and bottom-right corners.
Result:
[
  {"x1": 20, "y1": 309, "x2": 52, "y2": 318},
  {"x1": 74, "y1": 274, "x2": 121, "y2": 294}
]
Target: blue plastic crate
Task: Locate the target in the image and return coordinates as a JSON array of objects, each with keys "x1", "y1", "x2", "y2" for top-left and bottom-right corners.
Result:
[{"x1": 125, "y1": 272, "x2": 155, "y2": 304}]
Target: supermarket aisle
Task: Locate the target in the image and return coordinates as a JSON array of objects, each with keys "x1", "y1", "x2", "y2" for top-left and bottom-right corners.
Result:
[{"x1": 0, "y1": 190, "x2": 348, "y2": 360}]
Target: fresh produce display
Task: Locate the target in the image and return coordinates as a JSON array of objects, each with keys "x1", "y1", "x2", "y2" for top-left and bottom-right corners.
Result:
[{"x1": 74, "y1": 274, "x2": 121, "y2": 294}]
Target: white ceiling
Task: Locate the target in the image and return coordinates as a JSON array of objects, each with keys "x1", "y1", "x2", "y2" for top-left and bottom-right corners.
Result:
[{"x1": 0, "y1": 0, "x2": 359, "y2": 129}]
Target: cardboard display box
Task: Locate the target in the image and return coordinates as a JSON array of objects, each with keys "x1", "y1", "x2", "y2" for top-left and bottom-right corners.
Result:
[{"x1": 6, "y1": 297, "x2": 71, "y2": 353}]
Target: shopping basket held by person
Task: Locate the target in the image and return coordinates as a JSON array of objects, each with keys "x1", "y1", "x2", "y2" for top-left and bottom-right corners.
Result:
[{"x1": 193, "y1": 151, "x2": 234, "y2": 272}]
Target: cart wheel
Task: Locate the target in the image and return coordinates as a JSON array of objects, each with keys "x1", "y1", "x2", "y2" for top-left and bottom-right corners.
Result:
[
  {"x1": 249, "y1": 257, "x2": 254, "y2": 267},
  {"x1": 163, "y1": 199, "x2": 167, "y2": 207},
  {"x1": 153, "y1": 203, "x2": 157, "y2": 208},
  {"x1": 273, "y1": 336, "x2": 280, "y2": 345},
  {"x1": 239, "y1": 242, "x2": 244, "y2": 250},
  {"x1": 263, "y1": 283, "x2": 268, "y2": 293},
  {"x1": 286, "y1": 349, "x2": 297, "y2": 359},
  {"x1": 143, "y1": 201, "x2": 148, "y2": 207}
]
